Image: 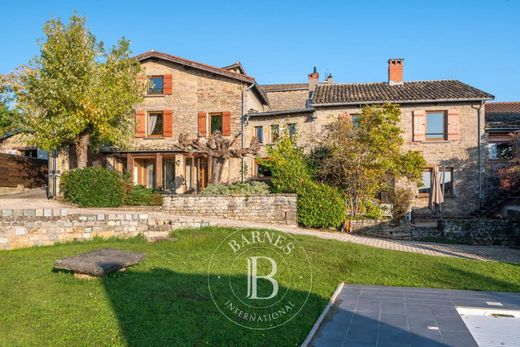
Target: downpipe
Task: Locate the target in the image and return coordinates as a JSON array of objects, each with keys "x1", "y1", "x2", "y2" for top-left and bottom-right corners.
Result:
[
  {"x1": 241, "y1": 83, "x2": 255, "y2": 182},
  {"x1": 471, "y1": 101, "x2": 484, "y2": 210}
]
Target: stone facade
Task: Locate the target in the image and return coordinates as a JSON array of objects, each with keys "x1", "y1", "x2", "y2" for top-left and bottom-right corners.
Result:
[
  {"x1": 0, "y1": 208, "x2": 215, "y2": 250},
  {"x1": 248, "y1": 102, "x2": 485, "y2": 217},
  {"x1": 264, "y1": 89, "x2": 309, "y2": 111},
  {"x1": 162, "y1": 194, "x2": 297, "y2": 225},
  {"x1": 103, "y1": 53, "x2": 270, "y2": 193}
]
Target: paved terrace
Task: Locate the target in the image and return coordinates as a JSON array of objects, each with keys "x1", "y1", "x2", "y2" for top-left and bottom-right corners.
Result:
[
  {"x1": 1, "y1": 195, "x2": 519, "y2": 263},
  {"x1": 307, "y1": 284, "x2": 520, "y2": 347}
]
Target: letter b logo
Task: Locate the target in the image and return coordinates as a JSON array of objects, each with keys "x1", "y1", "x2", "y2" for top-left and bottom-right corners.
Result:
[{"x1": 246, "y1": 256, "x2": 279, "y2": 300}]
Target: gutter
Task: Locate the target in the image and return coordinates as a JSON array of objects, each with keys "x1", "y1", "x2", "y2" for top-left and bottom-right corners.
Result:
[
  {"x1": 241, "y1": 82, "x2": 255, "y2": 182},
  {"x1": 310, "y1": 97, "x2": 494, "y2": 107}
]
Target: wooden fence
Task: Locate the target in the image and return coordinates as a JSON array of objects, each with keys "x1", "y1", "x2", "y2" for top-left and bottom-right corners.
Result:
[{"x1": 0, "y1": 153, "x2": 47, "y2": 188}]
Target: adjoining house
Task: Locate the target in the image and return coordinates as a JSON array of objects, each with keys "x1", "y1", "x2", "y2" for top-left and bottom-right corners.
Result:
[
  {"x1": 484, "y1": 102, "x2": 520, "y2": 199},
  {"x1": 0, "y1": 132, "x2": 48, "y2": 160},
  {"x1": 249, "y1": 59, "x2": 494, "y2": 217}
]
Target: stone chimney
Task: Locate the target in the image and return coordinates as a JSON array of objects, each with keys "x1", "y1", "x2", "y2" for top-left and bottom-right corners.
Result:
[
  {"x1": 325, "y1": 73, "x2": 333, "y2": 84},
  {"x1": 308, "y1": 66, "x2": 319, "y2": 92},
  {"x1": 388, "y1": 58, "x2": 404, "y2": 85}
]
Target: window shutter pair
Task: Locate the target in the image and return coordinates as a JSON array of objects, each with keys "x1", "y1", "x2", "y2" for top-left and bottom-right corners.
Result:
[
  {"x1": 412, "y1": 109, "x2": 460, "y2": 142},
  {"x1": 135, "y1": 109, "x2": 173, "y2": 137},
  {"x1": 197, "y1": 112, "x2": 231, "y2": 136}
]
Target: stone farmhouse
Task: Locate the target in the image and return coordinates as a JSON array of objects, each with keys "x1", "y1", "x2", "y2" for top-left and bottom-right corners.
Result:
[{"x1": 0, "y1": 51, "x2": 496, "y2": 217}]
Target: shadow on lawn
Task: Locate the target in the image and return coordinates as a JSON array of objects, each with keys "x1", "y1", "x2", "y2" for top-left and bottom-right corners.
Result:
[
  {"x1": 100, "y1": 268, "x2": 470, "y2": 347},
  {"x1": 101, "y1": 268, "x2": 324, "y2": 346}
]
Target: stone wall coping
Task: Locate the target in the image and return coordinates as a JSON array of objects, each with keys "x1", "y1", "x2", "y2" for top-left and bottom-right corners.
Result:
[{"x1": 163, "y1": 193, "x2": 297, "y2": 198}]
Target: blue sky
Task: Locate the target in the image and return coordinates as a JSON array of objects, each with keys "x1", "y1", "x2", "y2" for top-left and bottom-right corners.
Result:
[{"x1": 1, "y1": 0, "x2": 519, "y2": 101}]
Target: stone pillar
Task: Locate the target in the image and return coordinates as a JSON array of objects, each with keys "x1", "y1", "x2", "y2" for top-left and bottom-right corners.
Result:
[
  {"x1": 155, "y1": 153, "x2": 163, "y2": 189},
  {"x1": 175, "y1": 154, "x2": 185, "y2": 194}
]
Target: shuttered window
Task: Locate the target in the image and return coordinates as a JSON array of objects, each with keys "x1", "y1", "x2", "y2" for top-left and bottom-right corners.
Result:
[{"x1": 426, "y1": 111, "x2": 446, "y2": 140}]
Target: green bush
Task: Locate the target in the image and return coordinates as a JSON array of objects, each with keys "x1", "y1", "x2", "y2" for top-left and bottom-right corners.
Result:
[
  {"x1": 296, "y1": 181, "x2": 345, "y2": 229},
  {"x1": 61, "y1": 167, "x2": 125, "y2": 207},
  {"x1": 259, "y1": 134, "x2": 313, "y2": 193},
  {"x1": 202, "y1": 181, "x2": 271, "y2": 196},
  {"x1": 124, "y1": 185, "x2": 163, "y2": 206}
]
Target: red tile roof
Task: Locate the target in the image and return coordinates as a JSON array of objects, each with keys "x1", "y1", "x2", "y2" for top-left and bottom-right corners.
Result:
[
  {"x1": 486, "y1": 102, "x2": 520, "y2": 114},
  {"x1": 261, "y1": 83, "x2": 309, "y2": 92},
  {"x1": 312, "y1": 80, "x2": 494, "y2": 105}
]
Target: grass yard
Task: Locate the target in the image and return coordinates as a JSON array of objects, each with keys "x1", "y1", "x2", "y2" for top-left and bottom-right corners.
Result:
[{"x1": 0, "y1": 227, "x2": 519, "y2": 346}]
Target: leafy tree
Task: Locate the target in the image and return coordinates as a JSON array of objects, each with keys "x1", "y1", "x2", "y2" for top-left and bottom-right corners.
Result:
[
  {"x1": 7, "y1": 15, "x2": 144, "y2": 167},
  {"x1": 313, "y1": 104, "x2": 425, "y2": 218},
  {"x1": 0, "y1": 83, "x2": 17, "y2": 136}
]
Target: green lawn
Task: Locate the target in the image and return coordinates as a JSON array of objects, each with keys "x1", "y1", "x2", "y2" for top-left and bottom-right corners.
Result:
[{"x1": 0, "y1": 227, "x2": 519, "y2": 346}]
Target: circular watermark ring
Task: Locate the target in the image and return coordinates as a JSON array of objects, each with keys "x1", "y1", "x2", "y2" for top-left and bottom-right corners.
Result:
[{"x1": 208, "y1": 228, "x2": 313, "y2": 330}]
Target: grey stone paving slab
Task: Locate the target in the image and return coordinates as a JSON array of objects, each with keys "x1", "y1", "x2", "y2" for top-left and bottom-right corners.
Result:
[{"x1": 309, "y1": 284, "x2": 520, "y2": 347}]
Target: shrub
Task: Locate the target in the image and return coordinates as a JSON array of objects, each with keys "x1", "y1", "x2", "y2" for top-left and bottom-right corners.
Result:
[
  {"x1": 296, "y1": 181, "x2": 345, "y2": 229},
  {"x1": 124, "y1": 185, "x2": 163, "y2": 206},
  {"x1": 202, "y1": 181, "x2": 271, "y2": 196},
  {"x1": 388, "y1": 186, "x2": 415, "y2": 225},
  {"x1": 362, "y1": 200, "x2": 385, "y2": 220},
  {"x1": 259, "y1": 134, "x2": 313, "y2": 193},
  {"x1": 61, "y1": 167, "x2": 125, "y2": 207},
  {"x1": 498, "y1": 165, "x2": 520, "y2": 195}
]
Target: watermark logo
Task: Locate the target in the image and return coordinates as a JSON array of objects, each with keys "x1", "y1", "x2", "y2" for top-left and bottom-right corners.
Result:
[{"x1": 208, "y1": 229, "x2": 312, "y2": 330}]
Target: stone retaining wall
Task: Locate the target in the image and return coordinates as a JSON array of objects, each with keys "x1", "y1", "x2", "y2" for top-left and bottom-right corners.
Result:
[
  {"x1": 350, "y1": 218, "x2": 520, "y2": 247},
  {"x1": 0, "y1": 208, "x2": 214, "y2": 251},
  {"x1": 162, "y1": 194, "x2": 298, "y2": 225},
  {"x1": 439, "y1": 219, "x2": 520, "y2": 246}
]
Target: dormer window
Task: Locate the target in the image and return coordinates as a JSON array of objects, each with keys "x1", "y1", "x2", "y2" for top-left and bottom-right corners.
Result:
[{"x1": 148, "y1": 76, "x2": 164, "y2": 95}]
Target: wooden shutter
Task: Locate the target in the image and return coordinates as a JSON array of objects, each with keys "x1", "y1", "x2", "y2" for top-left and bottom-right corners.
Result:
[
  {"x1": 198, "y1": 112, "x2": 207, "y2": 136},
  {"x1": 222, "y1": 111, "x2": 231, "y2": 136},
  {"x1": 135, "y1": 110, "x2": 146, "y2": 138},
  {"x1": 413, "y1": 110, "x2": 426, "y2": 142},
  {"x1": 163, "y1": 110, "x2": 173, "y2": 137},
  {"x1": 447, "y1": 109, "x2": 460, "y2": 141},
  {"x1": 163, "y1": 74, "x2": 172, "y2": 95}
]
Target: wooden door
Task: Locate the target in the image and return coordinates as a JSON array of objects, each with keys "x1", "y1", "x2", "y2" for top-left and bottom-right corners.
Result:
[{"x1": 198, "y1": 157, "x2": 208, "y2": 190}]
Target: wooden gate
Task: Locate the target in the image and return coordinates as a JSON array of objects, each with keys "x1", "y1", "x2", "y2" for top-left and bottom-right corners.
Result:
[{"x1": 0, "y1": 153, "x2": 48, "y2": 188}]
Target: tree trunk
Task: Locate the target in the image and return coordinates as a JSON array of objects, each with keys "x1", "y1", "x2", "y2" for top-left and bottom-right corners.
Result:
[
  {"x1": 210, "y1": 157, "x2": 225, "y2": 184},
  {"x1": 75, "y1": 132, "x2": 90, "y2": 168}
]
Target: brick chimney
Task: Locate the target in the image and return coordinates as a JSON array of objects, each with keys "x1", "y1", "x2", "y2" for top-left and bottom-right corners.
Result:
[
  {"x1": 388, "y1": 58, "x2": 404, "y2": 85},
  {"x1": 308, "y1": 66, "x2": 319, "y2": 92}
]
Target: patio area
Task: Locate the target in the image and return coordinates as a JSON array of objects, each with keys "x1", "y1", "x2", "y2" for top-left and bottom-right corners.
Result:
[{"x1": 308, "y1": 284, "x2": 520, "y2": 347}]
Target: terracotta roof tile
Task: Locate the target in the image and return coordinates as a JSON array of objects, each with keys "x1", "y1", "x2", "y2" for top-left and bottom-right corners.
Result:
[
  {"x1": 486, "y1": 102, "x2": 520, "y2": 130},
  {"x1": 311, "y1": 80, "x2": 494, "y2": 105},
  {"x1": 261, "y1": 83, "x2": 309, "y2": 92}
]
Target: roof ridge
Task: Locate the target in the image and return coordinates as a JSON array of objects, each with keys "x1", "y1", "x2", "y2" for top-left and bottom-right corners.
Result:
[
  {"x1": 135, "y1": 50, "x2": 255, "y2": 81},
  {"x1": 488, "y1": 101, "x2": 520, "y2": 104},
  {"x1": 316, "y1": 79, "x2": 461, "y2": 87}
]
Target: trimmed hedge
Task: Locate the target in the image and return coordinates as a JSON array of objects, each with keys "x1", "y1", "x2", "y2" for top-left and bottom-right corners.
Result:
[
  {"x1": 202, "y1": 182, "x2": 271, "y2": 196},
  {"x1": 124, "y1": 185, "x2": 162, "y2": 206},
  {"x1": 296, "y1": 181, "x2": 345, "y2": 229},
  {"x1": 61, "y1": 167, "x2": 125, "y2": 207}
]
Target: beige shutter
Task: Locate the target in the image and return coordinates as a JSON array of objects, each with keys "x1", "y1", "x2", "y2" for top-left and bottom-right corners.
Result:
[
  {"x1": 447, "y1": 109, "x2": 460, "y2": 141},
  {"x1": 413, "y1": 110, "x2": 426, "y2": 142}
]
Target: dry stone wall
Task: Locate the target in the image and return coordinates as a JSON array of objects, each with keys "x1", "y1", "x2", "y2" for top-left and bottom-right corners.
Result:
[
  {"x1": 162, "y1": 194, "x2": 297, "y2": 225},
  {"x1": 0, "y1": 208, "x2": 214, "y2": 250}
]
